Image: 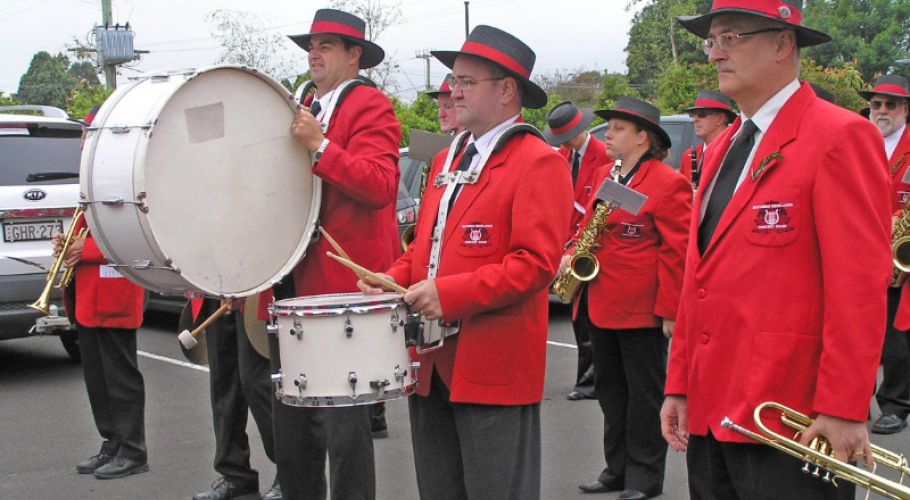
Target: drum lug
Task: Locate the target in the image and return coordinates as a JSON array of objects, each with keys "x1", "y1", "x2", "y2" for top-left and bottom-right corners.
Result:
[
  {"x1": 390, "y1": 311, "x2": 400, "y2": 332},
  {"x1": 348, "y1": 371, "x2": 358, "y2": 393},
  {"x1": 393, "y1": 364, "x2": 404, "y2": 383},
  {"x1": 294, "y1": 374, "x2": 307, "y2": 392},
  {"x1": 290, "y1": 320, "x2": 303, "y2": 339},
  {"x1": 370, "y1": 379, "x2": 391, "y2": 391},
  {"x1": 344, "y1": 317, "x2": 354, "y2": 337},
  {"x1": 271, "y1": 371, "x2": 283, "y2": 397}
]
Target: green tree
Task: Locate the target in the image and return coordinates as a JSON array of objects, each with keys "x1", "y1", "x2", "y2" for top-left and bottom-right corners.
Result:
[
  {"x1": 598, "y1": 72, "x2": 641, "y2": 110},
  {"x1": 521, "y1": 95, "x2": 564, "y2": 132},
  {"x1": 392, "y1": 94, "x2": 439, "y2": 147},
  {"x1": 652, "y1": 63, "x2": 718, "y2": 113},
  {"x1": 0, "y1": 91, "x2": 18, "y2": 106},
  {"x1": 800, "y1": 59, "x2": 867, "y2": 111},
  {"x1": 68, "y1": 61, "x2": 100, "y2": 86},
  {"x1": 536, "y1": 69, "x2": 604, "y2": 107},
  {"x1": 66, "y1": 81, "x2": 113, "y2": 120},
  {"x1": 803, "y1": 0, "x2": 910, "y2": 80},
  {"x1": 17, "y1": 51, "x2": 78, "y2": 109}
]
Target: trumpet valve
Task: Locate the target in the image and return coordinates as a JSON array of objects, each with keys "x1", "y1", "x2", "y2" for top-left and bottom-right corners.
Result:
[
  {"x1": 802, "y1": 462, "x2": 811, "y2": 475},
  {"x1": 811, "y1": 465, "x2": 822, "y2": 479},
  {"x1": 821, "y1": 470, "x2": 832, "y2": 483}
]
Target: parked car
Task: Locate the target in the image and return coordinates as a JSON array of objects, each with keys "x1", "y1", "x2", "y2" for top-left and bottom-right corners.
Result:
[{"x1": 0, "y1": 105, "x2": 84, "y2": 359}]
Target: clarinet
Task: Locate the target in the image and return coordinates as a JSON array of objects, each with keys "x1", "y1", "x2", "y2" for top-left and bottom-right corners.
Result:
[{"x1": 690, "y1": 147, "x2": 701, "y2": 191}]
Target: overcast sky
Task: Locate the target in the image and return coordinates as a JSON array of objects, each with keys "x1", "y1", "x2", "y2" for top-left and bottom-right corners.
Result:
[{"x1": 0, "y1": 0, "x2": 641, "y2": 100}]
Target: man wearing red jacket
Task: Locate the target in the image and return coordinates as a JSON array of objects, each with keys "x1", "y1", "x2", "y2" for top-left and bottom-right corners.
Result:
[
  {"x1": 867, "y1": 75, "x2": 910, "y2": 435},
  {"x1": 543, "y1": 100, "x2": 611, "y2": 402},
  {"x1": 60, "y1": 107, "x2": 149, "y2": 480},
  {"x1": 359, "y1": 25, "x2": 572, "y2": 500},
  {"x1": 261, "y1": 9, "x2": 401, "y2": 500},
  {"x1": 662, "y1": 2, "x2": 891, "y2": 498},
  {"x1": 678, "y1": 90, "x2": 735, "y2": 188},
  {"x1": 426, "y1": 74, "x2": 462, "y2": 135}
]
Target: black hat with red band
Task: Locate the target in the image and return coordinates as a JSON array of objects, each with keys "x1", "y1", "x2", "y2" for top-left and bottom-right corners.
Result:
[
  {"x1": 681, "y1": 90, "x2": 737, "y2": 121},
  {"x1": 859, "y1": 75, "x2": 910, "y2": 102},
  {"x1": 288, "y1": 9, "x2": 385, "y2": 69},
  {"x1": 543, "y1": 101, "x2": 595, "y2": 146},
  {"x1": 431, "y1": 25, "x2": 548, "y2": 109},
  {"x1": 677, "y1": 0, "x2": 831, "y2": 48},
  {"x1": 595, "y1": 97, "x2": 672, "y2": 149},
  {"x1": 425, "y1": 74, "x2": 453, "y2": 100}
]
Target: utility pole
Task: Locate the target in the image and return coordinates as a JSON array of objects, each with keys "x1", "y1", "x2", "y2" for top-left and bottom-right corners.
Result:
[
  {"x1": 464, "y1": 2, "x2": 470, "y2": 39},
  {"x1": 416, "y1": 50, "x2": 432, "y2": 91},
  {"x1": 101, "y1": 0, "x2": 116, "y2": 89}
]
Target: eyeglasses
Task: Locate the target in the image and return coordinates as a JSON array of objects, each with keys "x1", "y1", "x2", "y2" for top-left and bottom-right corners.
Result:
[
  {"x1": 870, "y1": 100, "x2": 904, "y2": 111},
  {"x1": 701, "y1": 28, "x2": 784, "y2": 55},
  {"x1": 687, "y1": 110, "x2": 717, "y2": 119},
  {"x1": 450, "y1": 76, "x2": 506, "y2": 91}
]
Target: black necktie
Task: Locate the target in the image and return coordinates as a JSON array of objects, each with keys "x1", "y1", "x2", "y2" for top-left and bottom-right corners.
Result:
[
  {"x1": 698, "y1": 120, "x2": 758, "y2": 254},
  {"x1": 448, "y1": 143, "x2": 478, "y2": 211},
  {"x1": 308, "y1": 99, "x2": 322, "y2": 118},
  {"x1": 571, "y1": 151, "x2": 581, "y2": 187}
]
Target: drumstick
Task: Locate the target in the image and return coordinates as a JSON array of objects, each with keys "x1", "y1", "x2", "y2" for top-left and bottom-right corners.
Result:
[
  {"x1": 177, "y1": 301, "x2": 231, "y2": 349},
  {"x1": 325, "y1": 251, "x2": 408, "y2": 295},
  {"x1": 319, "y1": 227, "x2": 365, "y2": 280}
]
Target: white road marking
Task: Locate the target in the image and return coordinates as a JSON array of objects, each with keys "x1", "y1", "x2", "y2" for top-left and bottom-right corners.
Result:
[{"x1": 137, "y1": 350, "x2": 209, "y2": 373}]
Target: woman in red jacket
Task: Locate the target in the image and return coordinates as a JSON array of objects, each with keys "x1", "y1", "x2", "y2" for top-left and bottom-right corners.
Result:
[
  {"x1": 58, "y1": 106, "x2": 148, "y2": 480},
  {"x1": 566, "y1": 98, "x2": 691, "y2": 500}
]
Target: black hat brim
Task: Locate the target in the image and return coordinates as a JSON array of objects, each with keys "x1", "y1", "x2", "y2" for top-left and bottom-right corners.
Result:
[
  {"x1": 859, "y1": 90, "x2": 910, "y2": 102},
  {"x1": 676, "y1": 10, "x2": 831, "y2": 48},
  {"x1": 424, "y1": 89, "x2": 451, "y2": 99},
  {"x1": 594, "y1": 109, "x2": 672, "y2": 149},
  {"x1": 681, "y1": 105, "x2": 738, "y2": 122},
  {"x1": 288, "y1": 34, "x2": 385, "y2": 69},
  {"x1": 543, "y1": 108, "x2": 595, "y2": 146},
  {"x1": 431, "y1": 50, "x2": 548, "y2": 109}
]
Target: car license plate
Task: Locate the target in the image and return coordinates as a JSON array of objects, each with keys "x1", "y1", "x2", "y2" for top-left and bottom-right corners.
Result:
[{"x1": 3, "y1": 220, "x2": 64, "y2": 242}]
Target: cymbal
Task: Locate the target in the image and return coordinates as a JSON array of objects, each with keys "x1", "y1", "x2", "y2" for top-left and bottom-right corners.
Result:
[
  {"x1": 243, "y1": 294, "x2": 270, "y2": 359},
  {"x1": 178, "y1": 300, "x2": 208, "y2": 366}
]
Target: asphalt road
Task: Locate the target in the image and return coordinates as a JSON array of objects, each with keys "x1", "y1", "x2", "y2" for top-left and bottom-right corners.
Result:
[{"x1": 1, "y1": 306, "x2": 907, "y2": 500}]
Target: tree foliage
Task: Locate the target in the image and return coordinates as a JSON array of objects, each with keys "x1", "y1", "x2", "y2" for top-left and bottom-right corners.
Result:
[
  {"x1": 535, "y1": 69, "x2": 604, "y2": 107},
  {"x1": 652, "y1": 63, "x2": 718, "y2": 114},
  {"x1": 0, "y1": 91, "x2": 18, "y2": 106},
  {"x1": 206, "y1": 9, "x2": 302, "y2": 81},
  {"x1": 803, "y1": 0, "x2": 910, "y2": 80},
  {"x1": 800, "y1": 59, "x2": 867, "y2": 111},
  {"x1": 66, "y1": 81, "x2": 113, "y2": 120},
  {"x1": 598, "y1": 72, "x2": 641, "y2": 110},
  {"x1": 17, "y1": 52, "x2": 79, "y2": 109},
  {"x1": 68, "y1": 61, "x2": 100, "y2": 86},
  {"x1": 391, "y1": 94, "x2": 439, "y2": 147}
]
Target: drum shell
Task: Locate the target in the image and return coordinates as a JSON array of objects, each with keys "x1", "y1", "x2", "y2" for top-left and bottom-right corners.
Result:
[{"x1": 271, "y1": 292, "x2": 416, "y2": 406}]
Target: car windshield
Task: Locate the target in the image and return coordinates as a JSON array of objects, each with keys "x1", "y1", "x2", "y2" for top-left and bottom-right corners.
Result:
[{"x1": 0, "y1": 134, "x2": 82, "y2": 186}]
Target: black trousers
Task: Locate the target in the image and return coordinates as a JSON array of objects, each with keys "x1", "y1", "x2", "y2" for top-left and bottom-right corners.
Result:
[
  {"x1": 272, "y1": 279, "x2": 375, "y2": 500},
  {"x1": 578, "y1": 295, "x2": 667, "y2": 496},
  {"x1": 409, "y1": 371, "x2": 541, "y2": 500},
  {"x1": 687, "y1": 432, "x2": 854, "y2": 500},
  {"x1": 877, "y1": 286, "x2": 910, "y2": 418},
  {"x1": 202, "y1": 299, "x2": 275, "y2": 490},
  {"x1": 77, "y1": 325, "x2": 147, "y2": 462},
  {"x1": 571, "y1": 316, "x2": 595, "y2": 397}
]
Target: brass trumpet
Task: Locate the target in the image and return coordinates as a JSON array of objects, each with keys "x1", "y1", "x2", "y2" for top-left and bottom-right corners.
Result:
[
  {"x1": 29, "y1": 207, "x2": 85, "y2": 315},
  {"x1": 722, "y1": 401, "x2": 910, "y2": 499}
]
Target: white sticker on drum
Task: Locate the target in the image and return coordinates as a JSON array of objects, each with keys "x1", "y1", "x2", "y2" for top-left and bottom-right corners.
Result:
[
  {"x1": 99, "y1": 265, "x2": 123, "y2": 279},
  {"x1": 184, "y1": 102, "x2": 225, "y2": 144}
]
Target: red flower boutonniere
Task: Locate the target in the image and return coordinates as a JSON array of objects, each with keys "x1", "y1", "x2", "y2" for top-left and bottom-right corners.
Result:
[{"x1": 751, "y1": 152, "x2": 782, "y2": 182}]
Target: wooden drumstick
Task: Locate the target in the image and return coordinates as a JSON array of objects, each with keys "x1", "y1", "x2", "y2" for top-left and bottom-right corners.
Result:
[
  {"x1": 177, "y1": 301, "x2": 231, "y2": 349},
  {"x1": 325, "y1": 251, "x2": 408, "y2": 295},
  {"x1": 318, "y1": 227, "x2": 364, "y2": 280}
]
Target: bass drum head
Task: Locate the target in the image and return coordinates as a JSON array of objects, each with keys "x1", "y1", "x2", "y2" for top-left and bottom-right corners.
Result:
[{"x1": 142, "y1": 66, "x2": 319, "y2": 296}]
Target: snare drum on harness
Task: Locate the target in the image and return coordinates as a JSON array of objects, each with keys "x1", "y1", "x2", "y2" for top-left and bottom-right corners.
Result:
[{"x1": 268, "y1": 292, "x2": 419, "y2": 407}]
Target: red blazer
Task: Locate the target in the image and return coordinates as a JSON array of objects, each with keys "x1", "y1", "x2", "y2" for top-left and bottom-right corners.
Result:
[
  {"x1": 886, "y1": 128, "x2": 910, "y2": 329},
  {"x1": 72, "y1": 216, "x2": 145, "y2": 329},
  {"x1": 258, "y1": 84, "x2": 401, "y2": 317},
  {"x1": 570, "y1": 158, "x2": 691, "y2": 329},
  {"x1": 386, "y1": 131, "x2": 573, "y2": 405},
  {"x1": 665, "y1": 83, "x2": 891, "y2": 443},
  {"x1": 559, "y1": 135, "x2": 611, "y2": 235}
]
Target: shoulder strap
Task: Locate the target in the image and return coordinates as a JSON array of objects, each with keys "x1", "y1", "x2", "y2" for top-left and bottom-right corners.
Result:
[{"x1": 490, "y1": 123, "x2": 543, "y2": 154}]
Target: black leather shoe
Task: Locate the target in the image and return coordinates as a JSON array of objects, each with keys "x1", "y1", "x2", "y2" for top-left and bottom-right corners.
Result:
[
  {"x1": 872, "y1": 414, "x2": 908, "y2": 434},
  {"x1": 76, "y1": 453, "x2": 112, "y2": 474},
  {"x1": 261, "y1": 478, "x2": 282, "y2": 500},
  {"x1": 579, "y1": 469, "x2": 623, "y2": 493},
  {"x1": 567, "y1": 390, "x2": 586, "y2": 401},
  {"x1": 617, "y1": 490, "x2": 649, "y2": 500},
  {"x1": 93, "y1": 457, "x2": 149, "y2": 479},
  {"x1": 192, "y1": 477, "x2": 259, "y2": 500}
]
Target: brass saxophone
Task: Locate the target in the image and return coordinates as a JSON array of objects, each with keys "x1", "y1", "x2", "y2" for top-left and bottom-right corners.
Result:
[
  {"x1": 551, "y1": 161, "x2": 620, "y2": 303},
  {"x1": 891, "y1": 199, "x2": 910, "y2": 287}
]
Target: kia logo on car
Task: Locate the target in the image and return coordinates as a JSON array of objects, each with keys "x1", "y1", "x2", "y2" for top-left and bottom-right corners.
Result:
[{"x1": 23, "y1": 189, "x2": 47, "y2": 201}]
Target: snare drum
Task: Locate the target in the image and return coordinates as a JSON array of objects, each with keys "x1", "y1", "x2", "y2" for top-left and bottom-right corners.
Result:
[
  {"x1": 80, "y1": 65, "x2": 320, "y2": 297},
  {"x1": 269, "y1": 292, "x2": 417, "y2": 407}
]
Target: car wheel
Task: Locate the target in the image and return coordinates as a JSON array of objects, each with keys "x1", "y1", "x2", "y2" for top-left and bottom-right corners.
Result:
[{"x1": 59, "y1": 331, "x2": 81, "y2": 363}]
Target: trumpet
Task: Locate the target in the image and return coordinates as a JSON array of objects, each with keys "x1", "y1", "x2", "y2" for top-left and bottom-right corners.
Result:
[
  {"x1": 722, "y1": 401, "x2": 910, "y2": 499},
  {"x1": 29, "y1": 207, "x2": 85, "y2": 315}
]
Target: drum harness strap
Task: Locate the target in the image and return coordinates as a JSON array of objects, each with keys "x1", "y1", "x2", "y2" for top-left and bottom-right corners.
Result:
[{"x1": 416, "y1": 123, "x2": 543, "y2": 352}]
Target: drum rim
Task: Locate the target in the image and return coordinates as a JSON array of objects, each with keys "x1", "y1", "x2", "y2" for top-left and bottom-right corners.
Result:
[
  {"x1": 81, "y1": 64, "x2": 322, "y2": 297},
  {"x1": 271, "y1": 292, "x2": 403, "y2": 317}
]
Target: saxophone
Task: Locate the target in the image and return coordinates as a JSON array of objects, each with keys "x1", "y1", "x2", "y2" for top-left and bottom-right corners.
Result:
[
  {"x1": 891, "y1": 199, "x2": 910, "y2": 287},
  {"x1": 551, "y1": 160, "x2": 620, "y2": 303}
]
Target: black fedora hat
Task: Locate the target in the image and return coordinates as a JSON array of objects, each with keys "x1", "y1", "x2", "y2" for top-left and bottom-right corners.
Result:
[
  {"x1": 431, "y1": 25, "x2": 548, "y2": 109},
  {"x1": 542, "y1": 101, "x2": 595, "y2": 146},
  {"x1": 288, "y1": 9, "x2": 385, "y2": 69},
  {"x1": 425, "y1": 74, "x2": 453, "y2": 100},
  {"x1": 595, "y1": 97, "x2": 671, "y2": 149},
  {"x1": 681, "y1": 90, "x2": 737, "y2": 121},
  {"x1": 859, "y1": 75, "x2": 910, "y2": 102},
  {"x1": 676, "y1": 0, "x2": 831, "y2": 48}
]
